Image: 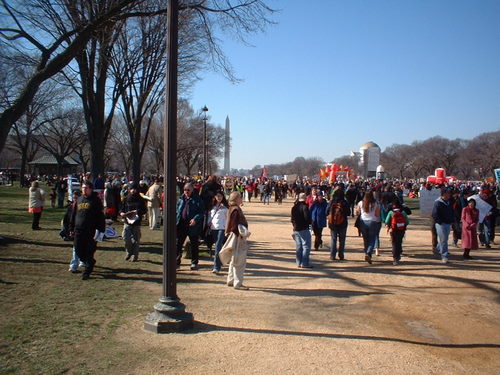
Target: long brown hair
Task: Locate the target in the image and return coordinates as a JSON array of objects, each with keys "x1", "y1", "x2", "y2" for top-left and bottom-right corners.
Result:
[{"x1": 362, "y1": 190, "x2": 376, "y2": 213}]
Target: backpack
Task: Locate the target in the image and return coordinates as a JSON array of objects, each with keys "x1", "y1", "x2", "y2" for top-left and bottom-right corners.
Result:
[
  {"x1": 328, "y1": 202, "x2": 345, "y2": 226},
  {"x1": 391, "y1": 210, "x2": 406, "y2": 231}
]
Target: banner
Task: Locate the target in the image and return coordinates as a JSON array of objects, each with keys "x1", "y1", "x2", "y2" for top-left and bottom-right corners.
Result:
[
  {"x1": 419, "y1": 188, "x2": 441, "y2": 217},
  {"x1": 468, "y1": 195, "x2": 493, "y2": 224},
  {"x1": 495, "y1": 169, "x2": 500, "y2": 183}
]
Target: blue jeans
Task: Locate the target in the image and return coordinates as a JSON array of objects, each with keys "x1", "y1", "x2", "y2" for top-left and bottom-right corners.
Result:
[
  {"x1": 374, "y1": 221, "x2": 382, "y2": 249},
  {"x1": 360, "y1": 220, "x2": 379, "y2": 255},
  {"x1": 212, "y1": 229, "x2": 226, "y2": 271},
  {"x1": 435, "y1": 223, "x2": 451, "y2": 259},
  {"x1": 330, "y1": 225, "x2": 347, "y2": 259},
  {"x1": 479, "y1": 221, "x2": 491, "y2": 246},
  {"x1": 69, "y1": 247, "x2": 86, "y2": 270},
  {"x1": 263, "y1": 193, "x2": 271, "y2": 204},
  {"x1": 294, "y1": 229, "x2": 312, "y2": 267}
]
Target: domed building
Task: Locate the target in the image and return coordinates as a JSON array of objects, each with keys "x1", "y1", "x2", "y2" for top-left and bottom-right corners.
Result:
[{"x1": 359, "y1": 141, "x2": 381, "y2": 178}]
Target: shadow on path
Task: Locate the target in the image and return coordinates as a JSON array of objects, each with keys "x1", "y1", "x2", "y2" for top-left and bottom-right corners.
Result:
[{"x1": 188, "y1": 322, "x2": 500, "y2": 349}]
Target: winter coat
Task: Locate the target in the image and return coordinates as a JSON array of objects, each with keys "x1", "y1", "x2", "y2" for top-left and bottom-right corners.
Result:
[
  {"x1": 310, "y1": 199, "x2": 328, "y2": 228},
  {"x1": 432, "y1": 198, "x2": 455, "y2": 225},
  {"x1": 461, "y1": 206, "x2": 479, "y2": 250},
  {"x1": 28, "y1": 187, "x2": 45, "y2": 212},
  {"x1": 70, "y1": 192, "x2": 105, "y2": 235},
  {"x1": 120, "y1": 193, "x2": 147, "y2": 226},
  {"x1": 326, "y1": 199, "x2": 350, "y2": 229},
  {"x1": 291, "y1": 201, "x2": 311, "y2": 231},
  {"x1": 176, "y1": 193, "x2": 204, "y2": 236}
]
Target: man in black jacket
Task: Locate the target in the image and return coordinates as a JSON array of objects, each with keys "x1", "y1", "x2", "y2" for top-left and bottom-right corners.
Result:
[
  {"x1": 119, "y1": 183, "x2": 147, "y2": 262},
  {"x1": 291, "y1": 193, "x2": 312, "y2": 268},
  {"x1": 70, "y1": 180, "x2": 105, "y2": 280}
]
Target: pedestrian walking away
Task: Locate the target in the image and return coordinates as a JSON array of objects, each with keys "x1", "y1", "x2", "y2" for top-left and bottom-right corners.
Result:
[
  {"x1": 291, "y1": 193, "x2": 313, "y2": 268},
  {"x1": 28, "y1": 181, "x2": 45, "y2": 230}
]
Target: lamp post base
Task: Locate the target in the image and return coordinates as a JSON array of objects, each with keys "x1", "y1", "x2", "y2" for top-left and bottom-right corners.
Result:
[{"x1": 144, "y1": 297, "x2": 194, "y2": 333}]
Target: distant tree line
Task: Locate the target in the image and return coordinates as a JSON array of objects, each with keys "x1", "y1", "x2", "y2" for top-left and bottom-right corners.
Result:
[
  {"x1": 247, "y1": 130, "x2": 499, "y2": 180},
  {"x1": 380, "y1": 131, "x2": 500, "y2": 180}
]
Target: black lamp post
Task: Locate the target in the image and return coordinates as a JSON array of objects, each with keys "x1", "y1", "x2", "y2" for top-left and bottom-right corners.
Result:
[
  {"x1": 144, "y1": 0, "x2": 193, "y2": 333},
  {"x1": 201, "y1": 105, "x2": 208, "y2": 177}
]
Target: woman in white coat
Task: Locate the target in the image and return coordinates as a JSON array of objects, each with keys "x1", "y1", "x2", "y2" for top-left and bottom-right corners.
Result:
[
  {"x1": 28, "y1": 181, "x2": 45, "y2": 230},
  {"x1": 225, "y1": 192, "x2": 250, "y2": 290},
  {"x1": 207, "y1": 191, "x2": 229, "y2": 274}
]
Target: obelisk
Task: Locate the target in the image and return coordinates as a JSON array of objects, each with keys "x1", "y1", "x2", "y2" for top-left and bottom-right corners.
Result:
[{"x1": 224, "y1": 116, "x2": 230, "y2": 175}]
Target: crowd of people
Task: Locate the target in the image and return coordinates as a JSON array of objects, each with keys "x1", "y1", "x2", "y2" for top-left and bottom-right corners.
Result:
[{"x1": 25, "y1": 172, "x2": 498, "y2": 286}]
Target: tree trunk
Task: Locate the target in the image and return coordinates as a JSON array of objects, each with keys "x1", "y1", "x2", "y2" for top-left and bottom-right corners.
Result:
[
  {"x1": 89, "y1": 131, "x2": 106, "y2": 178},
  {"x1": 131, "y1": 129, "x2": 142, "y2": 183},
  {"x1": 19, "y1": 146, "x2": 28, "y2": 188}
]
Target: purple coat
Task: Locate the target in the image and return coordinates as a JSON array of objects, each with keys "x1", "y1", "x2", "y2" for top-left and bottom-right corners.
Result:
[{"x1": 461, "y1": 206, "x2": 479, "y2": 250}]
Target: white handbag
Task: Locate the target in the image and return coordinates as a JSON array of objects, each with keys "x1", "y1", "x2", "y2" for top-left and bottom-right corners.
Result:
[{"x1": 238, "y1": 224, "x2": 251, "y2": 238}]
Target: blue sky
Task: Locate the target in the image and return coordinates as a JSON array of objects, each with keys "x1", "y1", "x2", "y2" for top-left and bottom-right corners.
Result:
[{"x1": 187, "y1": 0, "x2": 500, "y2": 170}]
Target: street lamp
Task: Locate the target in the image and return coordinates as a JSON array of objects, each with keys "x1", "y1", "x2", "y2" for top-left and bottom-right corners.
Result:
[
  {"x1": 144, "y1": 0, "x2": 193, "y2": 333},
  {"x1": 202, "y1": 105, "x2": 208, "y2": 177}
]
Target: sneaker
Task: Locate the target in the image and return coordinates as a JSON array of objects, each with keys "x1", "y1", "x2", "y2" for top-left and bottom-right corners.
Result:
[
  {"x1": 212, "y1": 269, "x2": 220, "y2": 274},
  {"x1": 441, "y1": 257, "x2": 448, "y2": 264},
  {"x1": 392, "y1": 260, "x2": 399, "y2": 266},
  {"x1": 68, "y1": 268, "x2": 78, "y2": 273},
  {"x1": 125, "y1": 254, "x2": 132, "y2": 261},
  {"x1": 131, "y1": 255, "x2": 138, "y2": 262},
  {"x1": 190, "y1": 264, "x2": 198, "y2": 271},
  {"x1": 78, "y1": 262, "x2": 86, "y2": 268}
]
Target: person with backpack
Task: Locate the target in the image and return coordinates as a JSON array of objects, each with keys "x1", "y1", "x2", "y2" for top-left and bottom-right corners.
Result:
[
  {"x1": 385, "y1": 201, "x2": 410, "y2": 265},
  {"x1": 327, "y1": 189, "x2": 351, "y2": 260}
]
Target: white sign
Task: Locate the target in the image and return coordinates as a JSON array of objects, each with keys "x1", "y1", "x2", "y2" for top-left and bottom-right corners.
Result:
[
  {"x1": 419, "y1": 188, "x2": 441, "y2": 217},
  {"x1": 468, "y1": 195, "x2": 493, "y2": 224}
]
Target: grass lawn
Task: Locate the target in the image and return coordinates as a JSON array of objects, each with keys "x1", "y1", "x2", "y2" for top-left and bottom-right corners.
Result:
[{"x1": 0, "y1": 184, "x2": 179, "y2": 375}]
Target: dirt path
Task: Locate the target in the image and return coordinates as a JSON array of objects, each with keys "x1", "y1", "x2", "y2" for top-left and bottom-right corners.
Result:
[{"x1": 119, "y1": 198, "x2": 499, "y2": 375}]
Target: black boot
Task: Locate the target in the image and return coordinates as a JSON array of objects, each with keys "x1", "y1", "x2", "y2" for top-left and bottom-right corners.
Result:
[{"x1": 463, "y1": 249, "x2": 473, "y2": 260}]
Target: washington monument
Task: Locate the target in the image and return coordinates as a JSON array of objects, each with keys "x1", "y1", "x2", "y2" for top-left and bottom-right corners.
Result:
[{"x1": 224, "y1": 116, "x2": 230, "y2": 175}]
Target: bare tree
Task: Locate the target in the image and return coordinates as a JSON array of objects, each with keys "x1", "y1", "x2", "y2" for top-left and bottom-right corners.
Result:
[
  {"x1": 32, "y1": 108, "x2": 86, "y2": 176},
  {"x1": 146, "y1": 115, "x2": 164, "y2": 173},
  {"x1": 0, "y1": 0, "x2": 276, "y2": 170},
  {"x1": 0, "y1": 0, "x2": 159, "y2": 153},
  {"x1": 462, "y1": 131, "x2": 500, "y2": 179},
  {"x1": 332, "y1": 154, "x2": 359, "y2": 174},
  {"x1": 8, "y1": 78, "x2": 65, "y2": 185}
]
